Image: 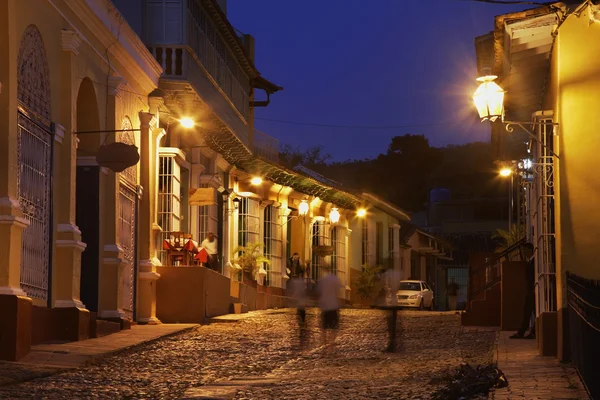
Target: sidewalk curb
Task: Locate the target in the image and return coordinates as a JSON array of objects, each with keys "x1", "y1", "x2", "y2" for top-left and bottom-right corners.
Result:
[
  {"x1": 0, "y1": 325, "x2": 200, "y2": 389},
  {"x1": 84, "y1": 324, "x2": 200, "y2": 367}
]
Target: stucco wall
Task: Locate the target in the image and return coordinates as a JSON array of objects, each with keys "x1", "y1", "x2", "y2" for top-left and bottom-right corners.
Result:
[
  {"x1": 156, "y1": 267, "x2": 231, "y2": 323},
  {"x1": 554, "y1": 8, "x2": 600, "y2": 282}
]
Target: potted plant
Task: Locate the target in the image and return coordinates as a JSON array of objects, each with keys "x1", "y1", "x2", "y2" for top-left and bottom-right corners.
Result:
[
  {"x1": 231, "y1": 242, "x2": 270, "y2": 287},
  {"x1": 355, "y1": 264, "x2": 383, "y2": 306}
]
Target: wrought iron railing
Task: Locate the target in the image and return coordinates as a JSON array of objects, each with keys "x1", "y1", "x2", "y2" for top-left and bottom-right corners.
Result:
[
  {"x1": 566, "y1": 271, "x2": 599, "y2": 400},
  {"x1": 468, "y1": 238, "x2": 526, "y2": 302},
  {"x1": 187, "y1": 0, "x2": 250, "y2": 119},
  {"x1": 253, "y1": 130, "x2": 279, "y2": 163}
]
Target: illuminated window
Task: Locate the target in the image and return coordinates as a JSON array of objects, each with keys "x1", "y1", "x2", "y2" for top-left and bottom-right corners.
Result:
[
  {"x1": 238, "y1": 197, "x2": 259, "y2": 247},
  {"x1": 263, "y1": 205, "x2": 282, "y2": 287},
  {"x1": 312, "y1": 220, "x2": 330, "y2": 281},
  {"x1": 331, "y1": 227, "x2": 347, "y2": 281},
  {"x1": 158, "y1": 154, "x2": 182, "y2": 265}
]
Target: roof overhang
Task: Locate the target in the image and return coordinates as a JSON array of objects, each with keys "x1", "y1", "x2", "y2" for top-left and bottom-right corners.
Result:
[
  {"x1": 236, "y1": 156, "x2": 363, "y2": 210},
  {"x1": 361, "y1": 193, "x2": 411, "y2": 221},
  {"x1": 501, "y1": 12, "x2": 559, "y2": 121},
  {"x1": 252, "y1": 76, "x2": 283, "y2": 95},
  {"x1": 202, "y1": 0, "x2": 283, "y2": 97}
]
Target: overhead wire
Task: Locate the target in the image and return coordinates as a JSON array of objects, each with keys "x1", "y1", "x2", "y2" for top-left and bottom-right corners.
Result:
[{"x1": 254, "y1": 117, "x2": 447, "y2": 130}]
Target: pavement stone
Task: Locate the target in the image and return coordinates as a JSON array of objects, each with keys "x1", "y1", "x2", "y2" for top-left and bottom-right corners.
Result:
[
  {"x1": 489, "y1": 331, "x2": 590, "y2": 400},
  {"x1": 0, "y1": 323, "x2": 197, "y2": 388},
  {"x1": 0, "y1": 309, "x2": 495, "y2": 399}
]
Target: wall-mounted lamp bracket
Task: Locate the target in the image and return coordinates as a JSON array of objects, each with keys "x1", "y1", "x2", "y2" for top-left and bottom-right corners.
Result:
[{"x1": 504, "y1": 121, "x2": 559, "y2": 159}]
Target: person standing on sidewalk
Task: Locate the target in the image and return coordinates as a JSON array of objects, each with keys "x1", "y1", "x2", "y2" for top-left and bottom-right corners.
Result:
[
  {"x1": 201, "y1": 232, "x2": 219, "y2": 272},
  {"x1": 510, "y1": 242, "x2": 536, "y2": 339}
]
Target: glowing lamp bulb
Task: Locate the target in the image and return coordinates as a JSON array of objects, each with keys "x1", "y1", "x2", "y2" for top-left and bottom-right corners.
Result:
[
  {"x1": 499, "y1": 167, "x2": 512, "y2": 177},
  {"x1": 250, "y1": 177, "x2": 263, "y2": 185},
  {"x1": 329, "y1": 207, "x2": 340, "y2": 224},
  {"x1": 179, "y1": 117, "x2": 195, "y2": 129},
  {"x1": 357, "y1": 208, "x2": 367, "y2": 218},
  {"x1": 299, "y1": 200, "x2": 309, "y2": 216},
  {"x1": 473, "y1": 75, "x2": 505, "y2": 122}
]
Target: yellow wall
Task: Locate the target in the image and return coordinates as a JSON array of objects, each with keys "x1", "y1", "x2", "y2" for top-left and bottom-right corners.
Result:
[
  {"x1": 348, "y1": 207, "x2": 398, "y2": 271},
  {"x1": 553, "y1": 7, "x2": 600, "y2": 281},
  {"x1": 1, "y1": 0, "x2": 157, "y2": 315}
]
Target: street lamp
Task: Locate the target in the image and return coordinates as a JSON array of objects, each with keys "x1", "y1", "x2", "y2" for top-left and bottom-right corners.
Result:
[
  {"x1": 499, "y1": 167, "x2": 513, "y2": 177},
  {"x1": 473, "y1": 74, "x2": 559, "y2": 158},
  {"x1": 179, "y1": 117, "x2": 195, "y2": 129},
  {"x1": 250, "y1": 177, "x2": 263, "y2": 186},
  {"x1": 473, "y1": 75, "x2": 504, "y2": 122},
  {"x1": 356, "y1": 208, "x2": 367, "y2": 218}
]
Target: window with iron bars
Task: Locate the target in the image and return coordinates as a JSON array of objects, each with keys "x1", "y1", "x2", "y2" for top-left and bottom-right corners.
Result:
[
  {"x1": 533, "y1": 115, "x2": 557, "y2": 315},
  {"x1": 158, "y1": 155, "x2": 181, "y2": 265},
  {"x1": 331, "y1": 227, "x2": 347, "y2": 282},
  {"x1": 238, "y1": 197, "x2": 259, "y2": 248},
  {"x1": 263, "y1": 205, "x2": 283, "y2": 287},
  {"x1": 361, "y1": 219, "x2": 370, "y2": 267},
  {"x1": 388, "y1": 226, "x2": 395, "y2": 270},
  {"x1": 312, "y1": 220, "x2": 330, "y2": 281},
  {"x1": 376, "y1": 222, "x2": 384, "y2": 266}
]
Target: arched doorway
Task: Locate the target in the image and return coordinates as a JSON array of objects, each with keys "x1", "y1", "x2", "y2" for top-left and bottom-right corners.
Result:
[
  {"x1": 75, "y1": 77, "x2": 101, "y2": 312},
  {"x1": 117, "y1": 117, "x2": 138, "y2": 319},
  {"x1": 16, "y1": 25, "x2": 52, "y2": 302}
]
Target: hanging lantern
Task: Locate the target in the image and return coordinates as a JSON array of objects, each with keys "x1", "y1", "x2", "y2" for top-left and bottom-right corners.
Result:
[
  {"x1": 96, "y1": 142, "x2": 140, "y2": 173},
  {"x1": 473, "y1": 75, "x2": 505, "y2": 122}
]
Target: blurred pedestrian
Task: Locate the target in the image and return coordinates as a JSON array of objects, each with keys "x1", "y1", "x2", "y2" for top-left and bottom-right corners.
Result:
[
  {"x1": 289, "y1": 276, "x2": 309, "y2": 348},
  {"x1": 318, "y1": 270, "x2": 342, "y2": 353},
  {"x1": 447, "y1": 278, "x2": 459, "y2": 311},
  {"x1": 290, "y1": 277, "x2": 308, "y2": 324}
]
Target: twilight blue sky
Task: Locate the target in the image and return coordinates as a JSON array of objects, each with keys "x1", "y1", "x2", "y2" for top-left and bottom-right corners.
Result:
[{"x1": 227, "y1": 0, "x2": 528, "y2": 162}]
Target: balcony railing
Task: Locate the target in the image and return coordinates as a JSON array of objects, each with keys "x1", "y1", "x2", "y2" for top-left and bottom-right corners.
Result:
[
  {"x1": 253, "y1": 130, "x2": 279, "y2": 163},
  {"x1": 187, "y1": 0, "x2": 250, "y2": 120}
]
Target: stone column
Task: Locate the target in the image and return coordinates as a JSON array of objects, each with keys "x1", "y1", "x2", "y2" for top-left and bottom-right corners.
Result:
[
  {"x1": 137, "y1": 111, "x2": 160, "y2": 324},
  {"x1": 97, "y1": 77, "x2": 126, "y2": 322},
  {"x1": 53, "y1": 32, "x2": 87, "y2": 316},
  {"x1": 0, "y1": 0, "x2": 33, "y2": 360}
]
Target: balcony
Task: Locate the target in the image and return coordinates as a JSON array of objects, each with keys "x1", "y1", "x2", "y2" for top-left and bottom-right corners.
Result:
[
  {"x1": 147, "y1": 0, "x2": 252, "y2": 147},
  {"x1": 149, "y1": 43, "x2": 249, "y2": 146}
]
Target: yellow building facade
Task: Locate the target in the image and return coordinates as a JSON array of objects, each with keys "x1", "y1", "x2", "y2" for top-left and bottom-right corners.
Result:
[
  {"x1": 477, "y1": 2, "x2": 600, "y2": 396},
  {"x1": 1, "y1": 0, "x2": 440, "y2": 364},
  {"x1": 0, "y1": 0, "x2": 162, "y2": 360}
]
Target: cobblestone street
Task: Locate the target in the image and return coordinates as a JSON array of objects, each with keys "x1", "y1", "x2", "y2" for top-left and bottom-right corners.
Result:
[{"x1": 0, "y1": 309, "x2": 496, "y2": 399}]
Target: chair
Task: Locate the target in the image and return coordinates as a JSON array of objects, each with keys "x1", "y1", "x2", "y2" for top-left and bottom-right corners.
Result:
[{"x1": 167, "y1": 232, "x2": 193, "y2": 266}]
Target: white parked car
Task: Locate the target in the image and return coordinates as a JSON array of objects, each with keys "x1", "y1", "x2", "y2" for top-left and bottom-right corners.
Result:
[{"x1": 396, "y1": 280, "x2": 435, "y2": 310}]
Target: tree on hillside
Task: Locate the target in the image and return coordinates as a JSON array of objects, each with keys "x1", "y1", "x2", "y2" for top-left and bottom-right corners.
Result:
[
  {"x1": 279, "y1": 144, "x2": 331, "y2": 170},
  {"x1": 278, "y1": 135, "x2": 502, "y2": 213}
]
